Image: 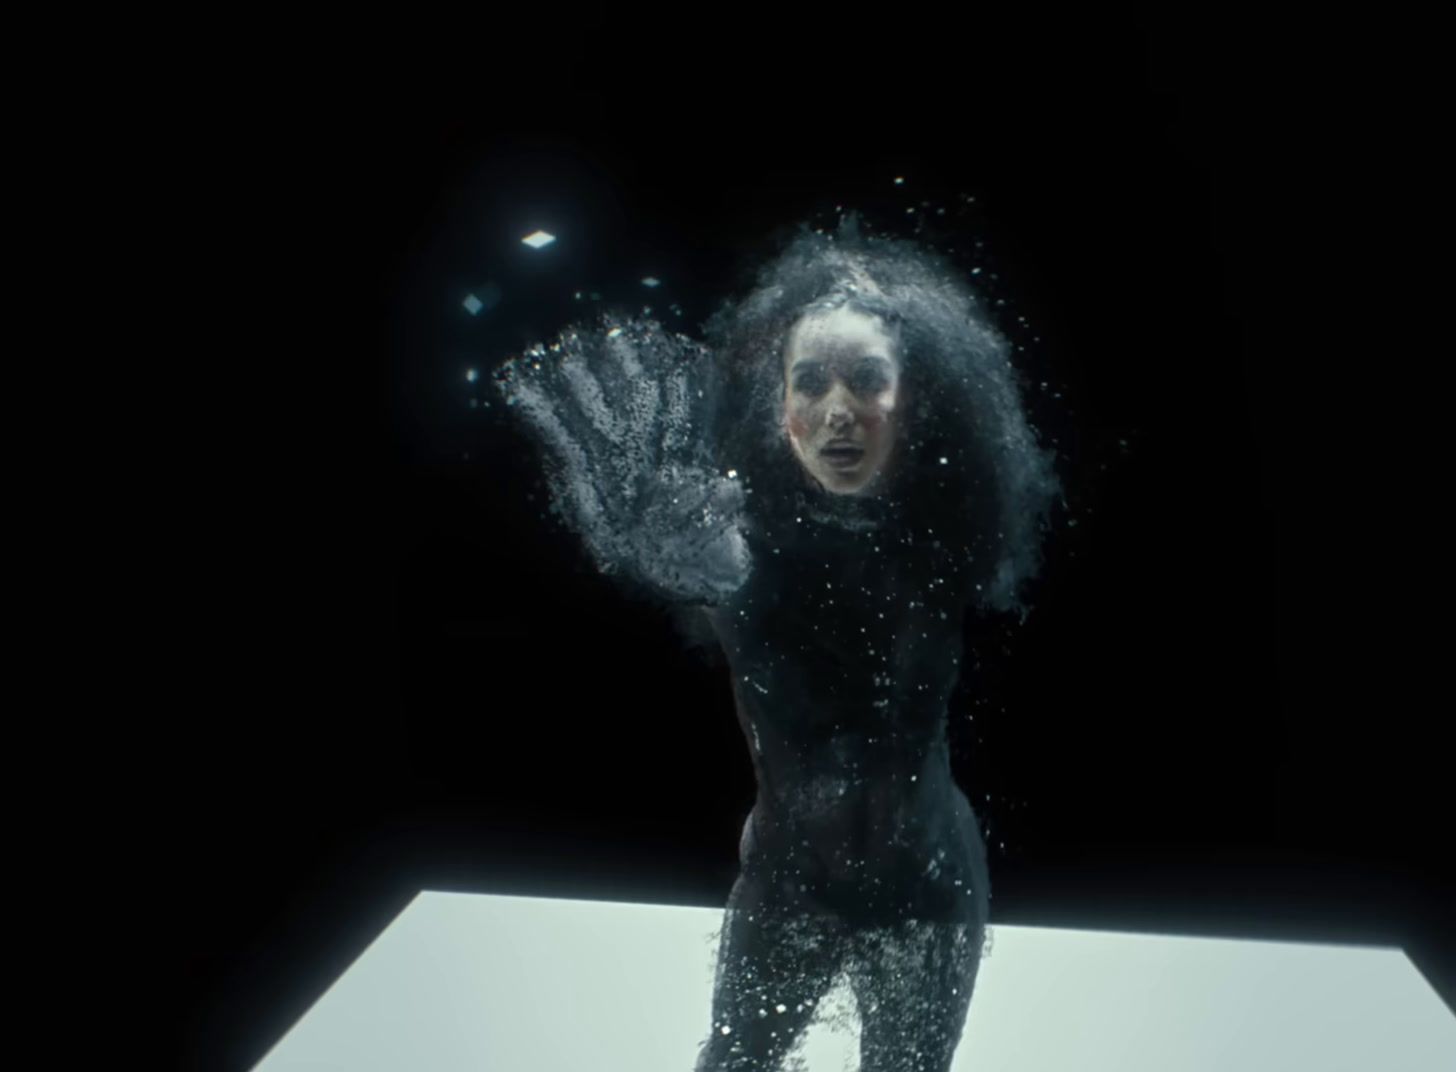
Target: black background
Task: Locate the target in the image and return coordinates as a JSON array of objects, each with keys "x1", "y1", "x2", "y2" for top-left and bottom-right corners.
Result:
[{"x1": 171, "y1": 17, "x2": 1450, "y2": 1070}]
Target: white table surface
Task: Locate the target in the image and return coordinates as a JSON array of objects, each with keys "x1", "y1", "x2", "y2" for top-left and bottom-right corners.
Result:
[{"x1": 253, "y1": 890, "x2": 1455, "y2": 1071}]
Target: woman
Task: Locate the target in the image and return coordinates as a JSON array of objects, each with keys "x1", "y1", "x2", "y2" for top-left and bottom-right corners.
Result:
[{"x1": 496, "y1": 219, "x2": 1059, "y2": 1071}]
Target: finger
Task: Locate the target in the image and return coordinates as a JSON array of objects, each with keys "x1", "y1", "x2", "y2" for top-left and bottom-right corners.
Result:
[
  {"x1": 655, "y1": 523, "x2": 750, "y2": 603},
  {"x1": 561, "y1": 465, "x2": 616, "y2": 562},
  {"x1": 503, "y1": 375, "x2": 596, "y2": 483},
  {"x1": 603, "y1": 323, "x2": 645, "y2": 379},
  {"x1": 510, "y1": 375, "x2": 631, "y2": 562},
  {"x1": 610, "y1": 332, "x2": 663, "y2": 467},
  {"x1": 704, "y1": 525, "x2": 751, "y2": 591},
  {"x1": 558, "y1": 349, "x2": 629, "y2": 447},
  {"x1": 708, "y1": 475, "x2": 746, "y2": 517},
  {"x1": 606, "y1": 323, "x2": 674, "y2": 464},
  {"x1": 660, "y1": 360, "x2": 694, "y2": 457}
]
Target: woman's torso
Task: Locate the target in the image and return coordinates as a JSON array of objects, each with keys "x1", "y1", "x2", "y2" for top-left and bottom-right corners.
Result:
[{"x1": 706, "y1": 511, "x2": 989, "y2": 923}]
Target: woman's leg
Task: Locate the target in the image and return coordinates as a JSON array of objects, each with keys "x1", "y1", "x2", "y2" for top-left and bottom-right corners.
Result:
[
  {"x1": 846, "y1": 795, "x2": 992, "y2": 1072},
  {"x1": 844, "y1": 917, "x2": 985, "y2": 1072},
  {"x1": 693, "y1": 870, "x2": 847, "y2": 1072}
]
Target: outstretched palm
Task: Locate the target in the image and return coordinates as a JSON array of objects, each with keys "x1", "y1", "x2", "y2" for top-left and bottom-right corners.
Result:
[{"x1": 495, "y1": 315, "x2": 751, "y2": 605}]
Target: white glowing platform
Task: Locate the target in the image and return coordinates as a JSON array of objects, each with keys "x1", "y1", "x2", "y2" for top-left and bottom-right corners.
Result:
[{"x1": 254, "y1": 890, "x2": 1455, "y2": 1071}]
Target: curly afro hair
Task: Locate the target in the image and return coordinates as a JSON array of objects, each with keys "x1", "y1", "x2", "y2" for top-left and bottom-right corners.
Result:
[{"x1": 702, "y1": 215, "x2": 1061, "y2": 618}]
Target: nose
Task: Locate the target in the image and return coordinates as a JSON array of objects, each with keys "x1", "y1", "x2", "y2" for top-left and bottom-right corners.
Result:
[{"x1": 824, "y1": 385, "x2": 854, "y2": 430}]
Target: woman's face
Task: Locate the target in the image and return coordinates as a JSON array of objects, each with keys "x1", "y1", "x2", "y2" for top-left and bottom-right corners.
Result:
[{"x1": 782, "y1": 305, "x2": 902, "y2": 496}]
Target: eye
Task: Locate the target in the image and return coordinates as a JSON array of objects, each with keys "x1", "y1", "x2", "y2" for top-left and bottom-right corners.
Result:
[
  {"x1": 849, "y1": 366, "x2": 890, "y2": 395},
  {"x1": 792, "y1": 367, "x2": 829, "y2": 396}
]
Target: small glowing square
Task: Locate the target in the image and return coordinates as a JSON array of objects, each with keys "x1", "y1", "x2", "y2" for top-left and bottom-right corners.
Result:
[
  {"x1": 522, "y1": 230, "x2": 556, "y2": 249},
  {"x1": 463, "y1": 294, "x2": 484, "y2": 315}
]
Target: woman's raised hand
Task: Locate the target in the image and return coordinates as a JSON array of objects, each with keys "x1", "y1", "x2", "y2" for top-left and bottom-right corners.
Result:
[{"x1": 495, "y1": 316, "x2": 751, "y2": 605}]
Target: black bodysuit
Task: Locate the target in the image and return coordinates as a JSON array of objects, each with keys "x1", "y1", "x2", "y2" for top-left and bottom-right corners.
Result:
[
  {"x1": 693, "y1": 490, "x2": 991, "y2": 1072},
  {"x1": 493, "y1": 307, "x2": 1020, "y2": 1072}
]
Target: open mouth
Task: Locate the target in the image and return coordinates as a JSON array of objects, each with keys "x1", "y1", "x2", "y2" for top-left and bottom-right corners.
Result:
[{"x1": 820, "y1": 443, "x2": 865, "y2": 469}]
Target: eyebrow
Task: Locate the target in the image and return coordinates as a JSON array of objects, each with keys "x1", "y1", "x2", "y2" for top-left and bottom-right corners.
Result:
[{"x1": 788, "y1": 354, "x2": 894, "y2": 371}]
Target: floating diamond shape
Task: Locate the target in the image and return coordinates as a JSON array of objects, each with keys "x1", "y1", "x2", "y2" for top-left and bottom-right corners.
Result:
[
  {"x1": 522, "y1": 230, "x2": 556, "y2": 249},
  {"x1": 463, "y1": 294, "x2": 484, "y2": 315}
]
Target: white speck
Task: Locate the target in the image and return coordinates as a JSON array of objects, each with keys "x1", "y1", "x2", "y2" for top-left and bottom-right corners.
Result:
[
  {"x1": 522, "y1": 230, "x2": 555, "y2": 249},
  {"x1": 939, "y1": 456, "x2": 947, "y2": 464},
  {"x1": 721, "y1": 1026, "x2": 732, "y2": 1035},
  {"x1": 894, "y1": 176, "x2": 905, "y2": 185},
  {"x1": 775, "y1": 1004, "x2": 786, "y2": 1013},
  {"x1": 462, "y1": 294, "x2": 484, "y2": 315},
  {"x1": 607, "y1": 326, "x2": 623, "y2": 339},
  {"x1": 727, "y1": 468, "x2": 737, "y2": 478},
  {"x1": 465, "y1": 368, "x2": 478, "y2": 383},
  {"x1": 642, "y1": 276, "x2": 661, "y2": 288}
]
